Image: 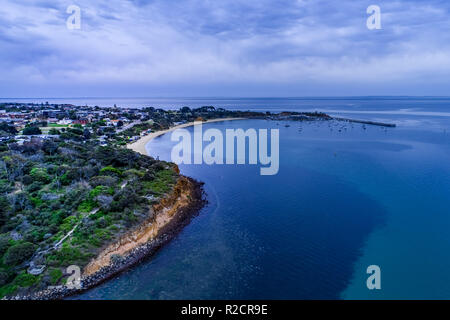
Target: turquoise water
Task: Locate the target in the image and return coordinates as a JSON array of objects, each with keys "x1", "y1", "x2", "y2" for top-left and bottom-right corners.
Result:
[{"x1": 74, "y1": 105, "x2": 450, "y2": 299}]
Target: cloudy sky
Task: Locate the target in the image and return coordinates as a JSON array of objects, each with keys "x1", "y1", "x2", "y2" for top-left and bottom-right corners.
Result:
[{"x1": 1, "y1": 0, "x2": 450, "y2": 97}]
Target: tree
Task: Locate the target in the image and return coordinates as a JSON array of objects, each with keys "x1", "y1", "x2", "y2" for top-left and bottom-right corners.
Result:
[
  {"x1": 0, "y1": 197, "x2": 9, "y2": 228},
  {"x1": 68, "y1": 128, "x2": 83, "y2": 136},
  {"x1": 23, "y1": 126, "x2": 42, "y2": 135},
  {"x1": 42, "y1": 140, "x2": 58, "y2": 155},
  {"x1": 3, "y1": 242, "x2": 36, "y2": 266},
  {"x1": 0, "y1": 123, "x2": 17, "y2": 135},
  {"x1": 117, "y1": 120, "x2": 124, "y2": 127},
  {"x1": 30, "y1": 167, "x2": 51, "y2": 184},
  {"x1": 0, "y1": 269, "x2": 9, "y2": 287},
  {"x1": 48, "y1": 128, "x2": 60, "y2": 135},
  {"x1": 83, "y1": 129, "x2": 91, "y2": 139}
]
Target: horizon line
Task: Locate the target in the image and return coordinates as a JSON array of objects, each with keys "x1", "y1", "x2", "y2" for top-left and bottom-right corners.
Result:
[{"x1": 2, "y1": 96, "x2": 450, "y2": 100}]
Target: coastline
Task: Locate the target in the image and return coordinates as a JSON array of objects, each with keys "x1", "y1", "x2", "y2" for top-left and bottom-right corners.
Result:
[
  {"x1": 1, "y1": 111, "x2": 400, "y2": 300},
  {"x1": 6, "y1": 118, "x2": 247, "y2": 300},
  {"x1": 127, "y1": 117, "x2": 246, "y2": 155},
  {"x1": 7, "y1": 176, "x2": 206, "y2": 300},
  {"x1": 81, "y1": 119, "x2": 253, "y2": 280}
]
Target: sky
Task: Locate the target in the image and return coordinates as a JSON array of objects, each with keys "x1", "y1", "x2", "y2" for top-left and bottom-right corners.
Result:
[{"x1": 1, "y1": 0, "x2": 450, "y2": 97}]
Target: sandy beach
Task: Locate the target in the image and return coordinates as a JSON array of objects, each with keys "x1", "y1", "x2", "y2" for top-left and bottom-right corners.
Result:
[{"x1": 127, "y1": 118, "x2": 246, "y2": 156}]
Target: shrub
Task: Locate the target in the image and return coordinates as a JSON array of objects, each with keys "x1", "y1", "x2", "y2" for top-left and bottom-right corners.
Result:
[
  {"x1": 89, "y1": 176, "x2": 117, "y2": 187},
  {"x1": 13, "y1": 272, "x2": 39, "y2": 288},
  {"x1": 0, "y1": 269, "x2": 9, "y2": 287},
  {"x1": 68, "y1": 128, "x2": 83, "y2": 136},
  {"x1": 0, "y1": 180, "x2": 12, "y2": 193},
  {"x1": 144, "y1": 169, "x2": 175, "y2": 195},
  {"x1": 26, "y1": 181, "x2": 44, "y2": 193},
  {"x1": 0, "y1": 236, "x2": 10, "y2": 256},
  {"x1": 77, "y1": 199, "x2": 97, "y2": 213},
  {"x1": 30, "y1": 167, "x2": 51, "y2": 184},
  {"x1": 90, "y1": 186, "x2": 113, "y2": 198},
  {"x1": 49, "y1": 268, "x2": 63, "y2": 285},
  {"x1": 0, "y1": 122, "x2": 17, "y2": 135},
  {"x1": 0, "y1": 284, "x2": 18, "y2": 298},
  {"x1": 59, "y1": 216, "x2": 78, "y2": 233},
  {"x1": 48, "y1": 244, "x2": 86, "y2": 266},
  {"x1": 99, "y1": 166, "x2": 122, "y2": 176},
  {"x1": 30, "y1": 196, "x2": 44, "y2": 208},
  {"x1": 42, "y1": 140, "x2": 59, "y2": 156},
  {"x1": 3, "y1": 242, "x2": 36, "y2": 266},
  {"x1": 48, "y1": 128, "x2": 60, "y2": 135},
  {"x1": 0, "y1": 197, "x2": 9, "y2": 227},
  {"x1": 22, "y1": 175, "x2": 33, "y2": 185},
  {"x1": 23, "y1": 126, "x2": 42, "y2": 135},
  {"x1": 60, "y1": 168, "x2": 82, "y2": 186},
  {"x1": 124, "y1": 169, "x2": 145, "y2": 178}
]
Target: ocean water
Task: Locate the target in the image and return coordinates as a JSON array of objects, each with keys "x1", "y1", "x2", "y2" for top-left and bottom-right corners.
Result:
[
  {"x1": 3, "y1": 96, "x2": 450, "y2": 114},
  {"x1": 73, "y1": 99, "x2": 450, "y2": 299}
]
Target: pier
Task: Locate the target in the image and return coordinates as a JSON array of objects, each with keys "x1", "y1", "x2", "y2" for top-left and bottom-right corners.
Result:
[{"x1": 332, "y1": 117, "x2": 396, "y2": 127}]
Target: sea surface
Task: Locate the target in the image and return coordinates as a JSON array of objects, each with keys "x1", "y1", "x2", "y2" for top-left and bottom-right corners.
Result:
[
  {"x1": 64, "y1": 97, "x2": 450, "y2": 299},
  {"x1": 2, "y1": 96, "x2": 450, "y2": 113}
]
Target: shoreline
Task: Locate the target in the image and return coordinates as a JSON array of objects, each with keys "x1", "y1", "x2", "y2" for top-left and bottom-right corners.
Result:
[
  {"x1": 6, "y1": 118, "x2": 244, "y2": 300},
  {"x1": 6, "y1": 177, "x2": 206, "y2": 300},
  {"x1": 5, "y1": 113, "x2": 396, "y2": 300},
  {"x1": 127, "y1": 115, "x2": 394, "y2": 158},
  {"x1": 127, "y1": 117, "x2": 246, "y2": 155}
]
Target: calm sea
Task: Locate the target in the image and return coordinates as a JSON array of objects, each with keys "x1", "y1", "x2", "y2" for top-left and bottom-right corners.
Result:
[
  {"x1": 2, "y1": 96, "x2": 450, "y2": 113},
  {"x1": 59, "y1": 97, "x2": 450, "y2": 299}
]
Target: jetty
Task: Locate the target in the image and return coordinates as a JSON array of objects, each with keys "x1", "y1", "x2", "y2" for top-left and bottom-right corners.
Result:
[
  {"x1": 271, "y1": 112, "x2": 396, "y2": 128},
  {"x1": 332, "y1": 117, "x2": 396, "y2": 127}
]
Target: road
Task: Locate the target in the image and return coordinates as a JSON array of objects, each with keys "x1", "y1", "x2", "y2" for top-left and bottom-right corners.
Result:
[{"x1": 116, "y1": 121, "x2": 141, "y2": 133}]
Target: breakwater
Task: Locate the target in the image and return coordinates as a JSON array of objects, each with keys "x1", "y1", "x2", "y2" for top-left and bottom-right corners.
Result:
[{"x1": 331, "y1": 117, "x2": 396, "y2": 127}]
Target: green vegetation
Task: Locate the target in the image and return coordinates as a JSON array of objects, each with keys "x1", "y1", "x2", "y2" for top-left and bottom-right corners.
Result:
[
  {"x1": 0, "y1": 136, "x2": 178, "y2": 298},
  {"x1": 0, "y1": 123, "x2": 18, "y2": 136},
  {"x1": 3, "y1": 242, "x2": 36, "y2": 266},
  {"x1": 145, "y1": 169, "x2": 177, "y2": 195},
  {"x1": 48, "y1": 124, "x2": 69, "y2": 128},
  {"x1": 22, "y1": 126, "x2": 42, "y2": 135},
  {"x1": 49, "y1": 267, "x2": 62, "y2": 285},
  {"x1": 0, "y1": 103, "x2": 271, "y2": 298},
  {"x1": 13, "y1": 272, "x2": 40, "y2": 288}
]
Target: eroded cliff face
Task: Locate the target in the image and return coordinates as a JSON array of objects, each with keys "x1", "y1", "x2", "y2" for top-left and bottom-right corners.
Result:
[{"x1": 83, "y1": 176, "x2": 198, "y2": 276}]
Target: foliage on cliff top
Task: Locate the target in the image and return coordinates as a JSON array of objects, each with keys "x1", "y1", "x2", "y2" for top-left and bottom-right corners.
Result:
[{"x1": 0, "y1": 137, "x2": 177, "y2": 297}]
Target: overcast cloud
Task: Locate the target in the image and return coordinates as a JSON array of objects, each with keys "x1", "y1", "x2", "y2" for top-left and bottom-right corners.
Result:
[{"x1": 1, "y1": 0, "x2": 450, "y2": 97}]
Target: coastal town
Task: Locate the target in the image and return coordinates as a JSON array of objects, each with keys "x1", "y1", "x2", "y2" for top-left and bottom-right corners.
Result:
[{"x1": 0, "y1": 102, "x2": 271, "y2": 149}]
